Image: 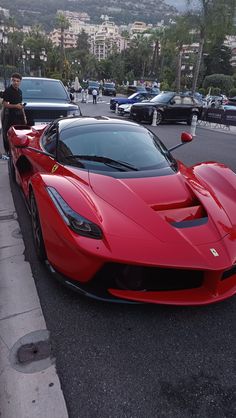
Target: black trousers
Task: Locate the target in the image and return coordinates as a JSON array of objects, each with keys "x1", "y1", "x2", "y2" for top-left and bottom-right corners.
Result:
[{"x1": 2, "y1": 108, "x2": 25, "y2": 153}]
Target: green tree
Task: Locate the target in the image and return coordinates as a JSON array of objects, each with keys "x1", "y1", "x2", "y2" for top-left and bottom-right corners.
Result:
[
  {"x1": 202, "y1": 73, "x2": 234, "y2": 94},
  {"x1": 204, "y1": 44, "x2": 233, "y2": 75},
  {"x1": 55, "y1": 12, "x2": 70, "y2": 75},
  {"x1": 165, "y1": 17, "x2": 192, "y2": 92},
  {"x1": 186, "y1": 0, "x2": 236, "y2": 92}
]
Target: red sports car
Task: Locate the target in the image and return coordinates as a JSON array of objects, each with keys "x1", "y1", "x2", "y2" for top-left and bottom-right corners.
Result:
[{"x1": 7, "y1": 116, "x2": 236, "y2": 305}]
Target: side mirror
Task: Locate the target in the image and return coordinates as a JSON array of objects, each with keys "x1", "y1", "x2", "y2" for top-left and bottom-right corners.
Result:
[
  {"x1": 70, "y1": 93, "x2": 74, "y2": 101},
  {"x1": 168, "y1": 132, "x2": 193, "y2": 152},
  {"x1": 181, "y1": 131, "x2": 193, "y2": 143},
  {"x1": 170, "y1": 99, "x2": 175, "y2": 105}
]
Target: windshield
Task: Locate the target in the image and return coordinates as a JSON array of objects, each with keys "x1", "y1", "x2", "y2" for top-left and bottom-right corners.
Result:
[
  {"x1": 58, "y1": 123, "x2": 175, "y2": 172},
  {"x1": 21, "y1": 79, "x2": 69, "y2": 100},
  {"x1": 104, "y1": 83, "x2": 115, "y2": 88},
  {"x1": 150, "y1": 92, "x2": 174, "y2": 103},
  {"x1": 88, "y1": 82, "x2": 100, "y2": 87}
]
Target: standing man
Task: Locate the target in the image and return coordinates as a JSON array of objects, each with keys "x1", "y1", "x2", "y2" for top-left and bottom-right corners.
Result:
[
  {"x1": 2, "y1": 72, "x2": 27, "y2": 153},
  {"x1": 92, "y1": 88, "x2": 98, "y2": 104}
]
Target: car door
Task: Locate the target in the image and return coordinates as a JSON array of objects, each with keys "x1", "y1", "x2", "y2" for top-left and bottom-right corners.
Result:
[
  {"x1": 181, "y1": 96, "x2": 197, "y2": 120},
  {"x1": 164, "y1": 95, "x2": 182, "y2": 121}
]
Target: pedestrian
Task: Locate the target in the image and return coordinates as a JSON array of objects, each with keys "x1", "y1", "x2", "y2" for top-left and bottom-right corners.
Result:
[
  {"x1": 2, "y1": 72, "x2": 27, "y2": 153},
  {"x1": 92, "y1": 88, "x2": 98, "y2": 104}
]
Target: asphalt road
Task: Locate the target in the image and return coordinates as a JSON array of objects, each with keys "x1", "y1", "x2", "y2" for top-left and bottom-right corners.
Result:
[{"x1": 8, "y1": 98, "x2": 236, "y2": 418}]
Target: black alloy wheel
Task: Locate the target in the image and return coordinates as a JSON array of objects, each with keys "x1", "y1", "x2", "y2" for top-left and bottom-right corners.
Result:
[{"x1": 30, "y1": 192, "x2": 47, "y2": 261}]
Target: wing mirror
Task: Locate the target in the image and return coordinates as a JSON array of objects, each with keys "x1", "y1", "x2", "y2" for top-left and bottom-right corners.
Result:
[{"x1": 168, "y1": 132, "x2": 193, "y2": 152}]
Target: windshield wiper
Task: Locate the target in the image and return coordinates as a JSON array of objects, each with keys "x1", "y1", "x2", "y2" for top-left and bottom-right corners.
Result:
[{"x1": 64, "y1": 155, "x2": 138, "y2": 171}]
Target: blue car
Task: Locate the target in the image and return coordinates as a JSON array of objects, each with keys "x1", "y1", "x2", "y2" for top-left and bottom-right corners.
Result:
[{"x1": 110, "y1": 91, "x2": 158, "y2": 111}]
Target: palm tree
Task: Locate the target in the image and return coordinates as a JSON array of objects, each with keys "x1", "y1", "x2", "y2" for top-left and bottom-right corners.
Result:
[
  {"x1": 165, "y1": 17, "x2": 192, "y2": 92},
  {"x1": 55, "y1": 12, "x2": 70, "y2": 75}
]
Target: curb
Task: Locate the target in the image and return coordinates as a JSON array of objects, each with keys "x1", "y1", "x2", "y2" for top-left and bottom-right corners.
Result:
[{"x1": 0, "y1": 159, "x2": 68, "y2": 418}]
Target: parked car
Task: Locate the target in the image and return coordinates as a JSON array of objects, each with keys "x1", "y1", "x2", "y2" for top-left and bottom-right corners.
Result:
[
  {"x1": 130, "y1": 91, "x2": 203, "y2": 125},
  {"x1": 118, "y1": 96, "x2": 151, "y2": 117},
  {"x1": 87, "y1": 80, "x2": 100, "y2": 94},
  {"x1": 102, "y1": 82, "x2": 116, "y2": 96},
  {"x1": 1, "y1": 77, "x2": 82, "y2": 150},
  {"x1": 118, "y1": 103, "x2": 133, "y2": 117},
  {"x1": 7, "y1": 115, "x2": 236, "y2": 305},
  {"x1": 110, "y1": 91, "x2": 158, "y2": 111},
  {"x1": 204, "y1": 94, "x2": 228, "y2": 108}
]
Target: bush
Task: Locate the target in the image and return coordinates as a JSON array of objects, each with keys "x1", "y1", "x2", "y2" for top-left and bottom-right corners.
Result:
[
  {"x1": 229, "y1": 88, "x2": 236, "y2": 98},
  {"x1": 160, "y1": 81, "x2": 170, "y2": 91},
  {"x1": 211, "y1": 87, "x2": 221, "y2": 95},
  {"x1": 198, "y1": 87, "x2": 206, "y2": 96},
  {"x1": 203, "y1": 74, "x2": 234, "y2": 95}
]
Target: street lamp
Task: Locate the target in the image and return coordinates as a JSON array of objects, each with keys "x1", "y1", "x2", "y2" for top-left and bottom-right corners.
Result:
[
  {"x1": 0, "y1": 25, "x2": 8, "y2": 88},
  {"x1": 39, "y1": 48, "x2": 47, "y2": 77},
  {"x1": 21, "y1": 48, "x2": 35, "y2": 76},
  {"x1": 71, "y1": 59, "x2": 80, "y2": 74}
]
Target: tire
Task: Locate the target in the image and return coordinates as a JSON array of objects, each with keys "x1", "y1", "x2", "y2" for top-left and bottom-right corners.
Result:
[
  {"x1": 8, "y1": 154, "x2": 16, "y2": 183},
  {"x1": 30, "y1": 192, "x2": 47, "y2": 261},
  {"x1": 155, "y1": 110, "x2": 163, "y2": 125}
]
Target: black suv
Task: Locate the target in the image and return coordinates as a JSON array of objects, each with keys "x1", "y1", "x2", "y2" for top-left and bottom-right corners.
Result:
[
  {"x1": 1, "y1": 77, "x2": 82, "y2": 151},
  {"x1": 87, "y1": 81, "x2": 100, "y2": 95},
  {"x1": 102, "y1": 82, "x2": 116, "y2": 96},
  {"x1": 130, "y1": 91, "x2": 203, "y2": 125}
]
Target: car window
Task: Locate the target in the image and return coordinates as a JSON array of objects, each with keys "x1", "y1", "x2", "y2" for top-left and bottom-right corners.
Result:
[
  {"x1": 58, "y1": 124, "x2": 171, "y2": 171},
  {"x1": 42, "y1": 126, "x2": 57, "y2": 155},
  {"x1": 21, "y1": 79, "x2": 69, "y2": 100},
  {"x1": 150, "y1": 92, "x2": 175, "y2": 103},
  {"x1": 173, "y1": 95, "x2": 182, "y2": 104},
  {"x1": 182, "y1": 96, "x2": 194, "y2": 105}
]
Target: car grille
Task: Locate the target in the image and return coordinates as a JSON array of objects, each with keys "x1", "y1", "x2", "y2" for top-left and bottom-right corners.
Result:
[
  {"x1": 93, "y1": 263, "x2": 204, "y2": 291},
  {"x1": 25, "y1": 109, "x2": 68, "y2": 124}
]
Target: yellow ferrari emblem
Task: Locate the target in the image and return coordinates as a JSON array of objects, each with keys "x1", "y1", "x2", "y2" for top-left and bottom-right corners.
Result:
[{"x1": 51, "y1": 164, "x2": 59, "y2": 173}]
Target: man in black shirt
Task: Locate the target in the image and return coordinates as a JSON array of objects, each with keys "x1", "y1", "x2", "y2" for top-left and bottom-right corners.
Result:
[{"x1": 2, "y1": 72, "x2": 27, "y2": 153}]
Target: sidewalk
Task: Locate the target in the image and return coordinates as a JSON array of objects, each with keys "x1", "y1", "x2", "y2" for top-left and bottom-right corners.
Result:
[{"x1": 0, "y1": 153, "x2": 68, "y2": 416}]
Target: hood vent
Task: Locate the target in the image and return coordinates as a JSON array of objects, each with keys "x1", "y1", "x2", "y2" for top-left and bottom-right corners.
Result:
[{"x1": 152, "y1": 201, "x2": 208, "y2": 228}]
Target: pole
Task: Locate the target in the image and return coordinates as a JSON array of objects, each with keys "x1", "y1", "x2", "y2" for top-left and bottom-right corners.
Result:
[
  {"x1": 3, "y1": 47, "x2": 6, "y2": 88},
  {"x1": 190, "y1": 114, "x2": 197, "y2": 136}
]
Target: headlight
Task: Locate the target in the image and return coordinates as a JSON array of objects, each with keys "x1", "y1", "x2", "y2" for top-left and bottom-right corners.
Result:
[
  {"x1": 67, "y1": 109, "x2": 81, "y2": 116},
  {"x1": 47, "y1": 187, "x2": 103, "y2": 239}
]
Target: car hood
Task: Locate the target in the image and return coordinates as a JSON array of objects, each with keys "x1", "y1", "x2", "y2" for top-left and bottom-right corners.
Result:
[{"x1": 87, "y1": 168, "x2": 235, "y2": 254}]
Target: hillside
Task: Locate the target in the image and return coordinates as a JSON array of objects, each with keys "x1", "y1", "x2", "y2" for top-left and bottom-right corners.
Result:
[{"x1": 0, "y1": 0, "x2": 179, "y2": 31}]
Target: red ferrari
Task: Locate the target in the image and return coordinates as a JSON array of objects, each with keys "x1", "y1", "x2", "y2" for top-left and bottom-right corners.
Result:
[{"x1": 7, "y1": 116, "x2": 236, "y2": 305}]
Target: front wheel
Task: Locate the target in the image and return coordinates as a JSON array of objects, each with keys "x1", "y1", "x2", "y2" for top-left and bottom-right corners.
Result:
[
  {"x1": 30, "y1": 192, "x2": 47, "y2": 261},
  {"x1": 8, "y1": 154, "x2": 16, "y2": 183}
]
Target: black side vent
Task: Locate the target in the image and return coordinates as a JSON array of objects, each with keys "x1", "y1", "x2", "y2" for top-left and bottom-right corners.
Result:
[{"x1": 221, "y1": 265, "x2": 236, "y2": 280}]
